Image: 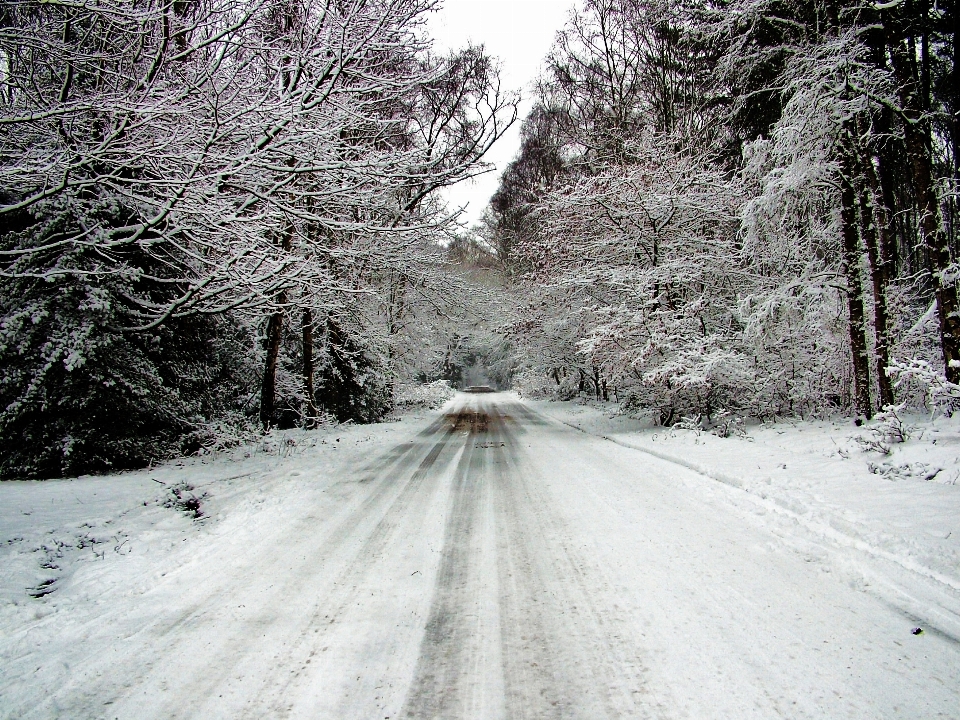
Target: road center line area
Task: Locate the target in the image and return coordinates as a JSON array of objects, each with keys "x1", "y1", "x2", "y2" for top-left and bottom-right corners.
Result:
[{"x1": 2, "y1": 392, "x2": 959, "y2": 719}]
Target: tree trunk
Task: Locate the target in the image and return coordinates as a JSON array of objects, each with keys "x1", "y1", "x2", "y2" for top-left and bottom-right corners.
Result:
[
  {"x1": 302, "y1": 308, "x2": 318, "y2": 427},
  {"x1": 855, "y1": 142, "x2": 895, "y2": 408},
  {"x1": 954, "y1": 3, "x2": 960, "y2": 182},
  {"x1": 874, "y1": 111, "x2": 904, "y2": 277},
  {"x1": 889, "y1": 35, "x2": 960, "y2": 382},
  {"x1": 951, "y1": 2, "x2": 960, "y2": 267},
  {"x1": 840, "y1": 135, "x2": 873, "y2": 420},
  {"x1": 387, "y1": 273, "x2": 407, "y2": 337},
  {"x1": 260, "y1": 226, "x2": 293, "y2": 430},
  {"x1": 260, "y1": 293, "x2": 286, "y2": 430}
]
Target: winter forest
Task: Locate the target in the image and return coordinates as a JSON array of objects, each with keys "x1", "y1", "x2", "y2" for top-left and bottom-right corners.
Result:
[{"x1": 2, "y1": 0, "x2": 960, "y2": 479}]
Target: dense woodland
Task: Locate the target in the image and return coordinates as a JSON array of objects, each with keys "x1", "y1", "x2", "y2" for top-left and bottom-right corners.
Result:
[
  {"x1": 489, "y1": 0, "x2": 960, "y2": 427},
  {"x1": 1, "y1": 0, "x2": 959, "y2": 478},
  {"x1": 0, "y1": 0, "x2": 515, "y2": 478}
]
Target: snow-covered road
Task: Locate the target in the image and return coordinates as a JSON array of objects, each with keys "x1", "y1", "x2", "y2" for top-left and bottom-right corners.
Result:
[{"x1": 3, "y1": 392, "x2": 960, "y2": 719}]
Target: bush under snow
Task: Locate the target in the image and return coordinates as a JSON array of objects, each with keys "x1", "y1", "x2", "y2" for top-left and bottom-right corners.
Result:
[{"x1": 393, "y1": 381, "x2": 455, "y2": 411}]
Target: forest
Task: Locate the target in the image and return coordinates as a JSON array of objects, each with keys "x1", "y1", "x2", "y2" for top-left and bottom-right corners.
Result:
[
  {"x1": 1, "y1": 0, "x2": 959, "y2": 478},
  {"x1": 0, "y1": 0, "x2": 516, "y2": 478},
  {"x1": 491, "y1": 0, "x2": 960, "y2": 428}
]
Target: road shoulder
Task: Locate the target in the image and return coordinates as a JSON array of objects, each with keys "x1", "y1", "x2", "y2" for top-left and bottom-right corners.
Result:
[{"x1": 527, "y1": 397, "x2": 960, "y2": 642}]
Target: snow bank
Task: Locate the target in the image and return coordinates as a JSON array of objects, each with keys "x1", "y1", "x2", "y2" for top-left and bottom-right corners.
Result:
[
  {"x1": 530, "y1": 399, "x2": 960, "y2": 640},
  {"x1": 392, "y1": 380, "x2": 456, "y2": 411},
  {"x1": 0, "y1": 413, "x2": 434, "y2": 701}
]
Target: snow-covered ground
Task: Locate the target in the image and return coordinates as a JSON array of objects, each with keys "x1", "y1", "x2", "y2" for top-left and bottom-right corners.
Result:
[
  {"x1": 2, "y1": 394, "x2": 959, "y2": 718},
  {"x1": 529, "y1": 398, "x2": 960, "y2": 643},
  {"x1": 0, "y1": 414, "x2": 432, "y2": 718}
]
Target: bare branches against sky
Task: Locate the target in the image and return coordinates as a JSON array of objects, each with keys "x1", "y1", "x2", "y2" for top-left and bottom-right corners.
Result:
[{"x1": 427, "y1": 0, "x2": 574, "y2": 227}]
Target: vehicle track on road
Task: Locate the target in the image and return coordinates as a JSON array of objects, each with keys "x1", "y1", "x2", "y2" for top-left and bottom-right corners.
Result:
[
  {"x1": 55, "y1": 421, "x2": 461, "y2": 720},
  {"x1": 12, "y1": 393, "x2": 960, "y2": 720}
]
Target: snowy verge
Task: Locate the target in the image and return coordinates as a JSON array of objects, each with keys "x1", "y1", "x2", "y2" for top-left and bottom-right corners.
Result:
[
  {"x1": 527, "y1": 398, "x2": 960, "y2": 639},
  {"x1": 0, "y1": 410, "x2": 438, "y2": 647},
  {"x1": 392, "y1": 380, "x2": 456, "y2": 412}
]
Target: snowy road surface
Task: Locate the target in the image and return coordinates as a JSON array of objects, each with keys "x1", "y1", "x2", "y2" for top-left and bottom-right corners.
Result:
[{"x1": 3, "y1": 392, "x2": 960, "y2": 718}]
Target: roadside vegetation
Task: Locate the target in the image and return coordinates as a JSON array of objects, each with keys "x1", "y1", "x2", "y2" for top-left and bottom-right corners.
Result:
[
  {"x1": 3, "y1": 0, "x2": 960, "y2": 477},
  {"x1": 487, "y1": 0, "x2": 960, "y2": 429},
  {"x1": 0, "y1": 0, "x2": 516, "y2": 478}
]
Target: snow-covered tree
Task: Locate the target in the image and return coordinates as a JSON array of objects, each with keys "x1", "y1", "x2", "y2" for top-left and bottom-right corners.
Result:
[
  {"x1": 492, "y1": 0, "x2": 959, "y2": 423},
  {"x1": 0, "y1": 0, "x2": 516, "y2": 474}
]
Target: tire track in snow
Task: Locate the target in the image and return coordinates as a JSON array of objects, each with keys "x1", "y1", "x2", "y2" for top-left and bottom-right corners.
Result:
[
  {"x1": 399, "y1": 399, "x2": 578, "y2": 719},
  {"x1": 242, "y1": 421, "x2": 467, "y2": 718},
  {"x1": 400, "y1": 397, "x2": 658, "y2": 719},
  {"x1": 488, "y1": 404, "x2": 566, "y2": 720},
  {"x1": 56, "y1": 421, "x2": 460, "y2": 720},
  {"x1": 492, "y1": 401, "x2": 658, "y2": 719},
  {"x1": 400, "y1": 412, "x2": 492, "y2": 718},
  {"x1": 194, "y1": 421, "x2": 461, "y2": 718}
]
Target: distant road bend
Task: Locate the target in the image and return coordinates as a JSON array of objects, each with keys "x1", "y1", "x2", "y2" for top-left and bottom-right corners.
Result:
[{"x1": 38, "y1": 392, "x2": 960, "y2": 719}]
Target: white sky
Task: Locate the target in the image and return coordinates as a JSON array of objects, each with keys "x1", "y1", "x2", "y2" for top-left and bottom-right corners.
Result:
[{"x1": 425, "y1": 0, "x2": 575, "y2": 229}]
